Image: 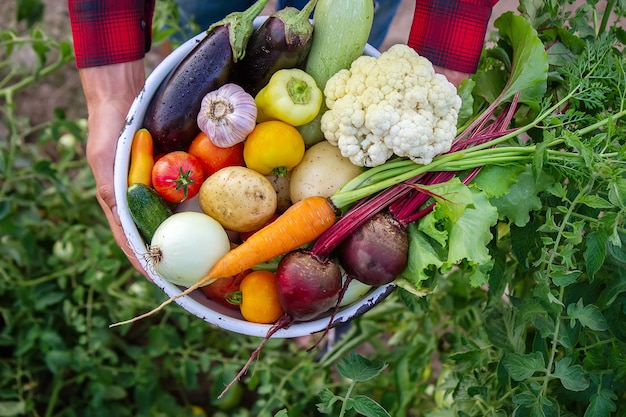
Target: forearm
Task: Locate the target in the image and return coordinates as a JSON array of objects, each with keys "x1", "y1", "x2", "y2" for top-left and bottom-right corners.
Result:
[
  {"x1": 79, "y1": 60, "x2": 145, "y2": 118},
  {"x1": 79, "y1": 60, "x2": 145, "y2": 174}
]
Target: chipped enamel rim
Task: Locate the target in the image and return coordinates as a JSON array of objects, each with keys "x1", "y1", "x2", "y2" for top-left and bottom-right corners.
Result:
[{"x1": 113, "y1": 17, "x2": 395, "y2": 338}]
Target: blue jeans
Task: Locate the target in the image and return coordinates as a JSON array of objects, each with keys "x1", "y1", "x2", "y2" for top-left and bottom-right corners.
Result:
[{"x1": 174, "y1": 0, "x2": 402, "y2": 49}]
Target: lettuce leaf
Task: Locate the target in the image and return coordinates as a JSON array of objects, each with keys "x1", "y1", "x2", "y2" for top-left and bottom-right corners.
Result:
[{"x1": 402, "y1": 178, "x2": 498, "y2": 288}]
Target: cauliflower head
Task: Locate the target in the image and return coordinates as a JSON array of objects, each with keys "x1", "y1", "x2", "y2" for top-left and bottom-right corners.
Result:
[{"x1": 321, "y1": 44, "x2": 462, "y2": 167}]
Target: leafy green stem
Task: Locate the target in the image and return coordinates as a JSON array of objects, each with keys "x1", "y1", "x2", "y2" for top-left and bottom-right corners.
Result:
[
  {"x1": 541, "y1": 285, "x2": 564, "y2": 395},
  {"x1": 539, "y1": 178, "x2": 595, "y2": 397},
  {"x1": 16, "y1": 261, "x2": 90, "y2": 286},
  {"x1": 576, "y1": 109, "x2": 626, "y2": 136},
  {"x1": 338, "y1": 381, "x2": 357, "y2": 417},
  {"x1": 0, "y1": 89, "x2": 17, "y2": 201},
  {"x1": 257, "y1": 361, "x2": 308, "y2": 416},
  {"x1": 598, "y1": 0, "x2": 617, "y2": 36},
  {"x1": 0, "y1": 50, "x2": 73, "y2": 97}
]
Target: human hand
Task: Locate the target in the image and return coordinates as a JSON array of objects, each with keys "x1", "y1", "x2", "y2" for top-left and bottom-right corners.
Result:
[{"x1": 79, "y1": 61, "x2": 149, "y2": 276}]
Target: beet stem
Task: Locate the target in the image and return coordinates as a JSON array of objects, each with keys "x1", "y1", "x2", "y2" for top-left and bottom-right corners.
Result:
[
  {"x1": 306, "y1": 275, "x2": 354, "y2": 352},
  {"x1": 218, "y1": 313, "x2": 293, "y2": 399}
]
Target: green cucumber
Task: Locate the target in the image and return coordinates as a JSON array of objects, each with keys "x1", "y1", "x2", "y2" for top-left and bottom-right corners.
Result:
[
  {"x1": 299, "y1": 0, "x2": 375, "y2": 145},
  {"x1": 127, "y1": 183, "x2": 173, "y2": 243}
]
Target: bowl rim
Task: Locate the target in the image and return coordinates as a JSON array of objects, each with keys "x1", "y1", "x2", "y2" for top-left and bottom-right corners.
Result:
[{"x1": 113, "y1": 16, "x2": 396, "y2": 338}]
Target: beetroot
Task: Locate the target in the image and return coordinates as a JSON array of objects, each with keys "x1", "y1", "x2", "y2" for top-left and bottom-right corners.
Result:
[
  {"x1": 337, "y1": 211, "x2": 409, "y2": 286},
  {"x1": 276, "y1": 249, "x2": 342, "y2": 321}
]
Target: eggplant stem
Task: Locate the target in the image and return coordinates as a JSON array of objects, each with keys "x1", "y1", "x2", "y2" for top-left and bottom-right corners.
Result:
[{"x1": 211, "y1": 0, "x2": 271, "y2": 62}]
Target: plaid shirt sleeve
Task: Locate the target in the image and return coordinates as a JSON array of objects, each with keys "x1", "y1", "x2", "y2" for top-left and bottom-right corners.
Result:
[
  {"x1": 68, "y1": 0, "x2": 156, "y2": 68},
  {"x1": 408, "y1": 0, "x2": 499, "y2": 74}
]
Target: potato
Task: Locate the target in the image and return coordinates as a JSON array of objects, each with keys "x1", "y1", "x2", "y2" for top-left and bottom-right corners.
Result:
[
  {"x1": 198, "y1": 166, "x2": 277, "y2": 233},
  {"x1": 266, "y1": 174, "x2": 292, "y2": 213},
  {"x1": 289, "y1": 141, "x2": 363, "y2": 203}
]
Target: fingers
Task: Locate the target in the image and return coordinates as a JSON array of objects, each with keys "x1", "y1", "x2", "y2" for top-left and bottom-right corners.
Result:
[{"x1": 94, "y1": 180, "x2": 149, "y2": 278}]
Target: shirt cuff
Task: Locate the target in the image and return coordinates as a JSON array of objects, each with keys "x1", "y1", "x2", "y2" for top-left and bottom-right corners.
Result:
[
  {"x1": 407, "y1": 0, "x2": 495, "y2": 74},
  {"x1": 69, "y1": 0, "x2": 155, "y2": 68}
]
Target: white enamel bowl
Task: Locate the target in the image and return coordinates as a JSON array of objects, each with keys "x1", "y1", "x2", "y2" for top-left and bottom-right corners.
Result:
[{"x1": 113, "y1": 17, "x2": 396, "y2": 338}]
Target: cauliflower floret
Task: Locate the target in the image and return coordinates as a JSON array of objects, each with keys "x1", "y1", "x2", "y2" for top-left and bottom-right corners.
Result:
[{"x1": 320, "y1": 44, "x2": 462, "y2": 167}]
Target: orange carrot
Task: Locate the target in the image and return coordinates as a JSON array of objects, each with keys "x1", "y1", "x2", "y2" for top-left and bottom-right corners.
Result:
[
  {"x1": 128, "y1": 128, "x2": 155, "y2": 187},
  {"x1": 208, "y1": 196, "x2": 337, "y2": 279},
  {"x1": 110, "y1": 196, "x2": 338, "y2": 327}
]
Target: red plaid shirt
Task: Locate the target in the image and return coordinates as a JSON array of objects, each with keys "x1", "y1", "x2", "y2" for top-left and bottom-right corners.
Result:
[
  {"x1": 68, "y1": 0, "x2": 496, "y2": 73},
  {"x1": 408, "y1": 0, "x2": 499, "y2": 73},
  {"x1": 68, "y1": 0, "x2": 155, "y2": 68}
]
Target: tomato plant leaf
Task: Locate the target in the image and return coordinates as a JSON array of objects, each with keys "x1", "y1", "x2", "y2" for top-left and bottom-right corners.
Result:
[
  {"x1": 583, "y1": 389, "x2": 618, "y2": 417},
  {"x1": 348, "y1": 395, "x2": 392, "y2": 417},
  {"x1": 44, "y1": 350, "x2": 72, "y2": 374},
  {"x1": 567, "y1": 298, "x2": 608, "y2": 331},
  {"x1": 510, "y1": 219, "x2": 540, "y2": 269},
  {"x1": 16, "y1": 0, "x2": 44, "y2": 27},
  {"x1": 316, "y1": 388, "x2": 338, "y2": 414},
  {"x1": 553, "y1": 356, "x2": 590, "y2": 391},
  {"x1": 0, "y1": 401, "x2": 27, "y2": 416},
  {"x1": 337, "y1": 351, "x2": 387, "y2": 382},
  {"x1": 512, "y1": 391, "x2": 538, "y2": 407},
  {"x1": 608, "y1": 177, "x2": 626, "y2": 210},
  {"x1": 502, "y1": 351, "x2": 545, "y2": 381},
  {"x1": 579, "y1": 195, "x2": 613, "y2": 209},
  {"x1": 551, "y1": 269, "x2": 581, "y2": 287},
  {"x1": 485, "y1": 306, "x2": 524, "y2": 351},
  {"x1": 584, "y1": 230, "x2": 607, "y2": 280}
]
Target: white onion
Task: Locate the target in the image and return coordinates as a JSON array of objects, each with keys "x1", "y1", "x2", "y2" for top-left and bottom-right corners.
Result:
[{"x1": 149, "y1": 212, "x2": 230, "y2": 287}]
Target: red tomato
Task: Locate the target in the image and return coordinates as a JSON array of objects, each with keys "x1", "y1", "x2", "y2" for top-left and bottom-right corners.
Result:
[
  {"x1": 201, "y1": 270, "x2": 250, "y2": 310},
  {"x1": 152, "y1": 151, "x2": 204, "y2": 203},
  {"x1": 188, "y1": 132, "x2": 245, "y2": 177}
]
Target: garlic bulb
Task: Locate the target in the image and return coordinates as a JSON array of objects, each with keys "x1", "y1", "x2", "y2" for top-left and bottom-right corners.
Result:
[{"x1": 197, "y1": 83, "x2": 257, "y2": 148}]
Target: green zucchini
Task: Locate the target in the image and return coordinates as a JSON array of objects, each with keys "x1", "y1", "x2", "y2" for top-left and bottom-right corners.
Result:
[
  {"x1": 305, "y1": 0, "x2": 374, "y2": 90},
  {"x1": 299, "y1": 0, "x2": 374, "y2": 145},
  {"x1": 127, "y1": 183, "x2": 173, "y2": 243}
]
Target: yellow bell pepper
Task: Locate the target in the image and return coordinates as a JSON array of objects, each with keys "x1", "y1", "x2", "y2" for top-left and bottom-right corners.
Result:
[{"x1": 254, "y1": 68, "x2": 323, "y2": 126}]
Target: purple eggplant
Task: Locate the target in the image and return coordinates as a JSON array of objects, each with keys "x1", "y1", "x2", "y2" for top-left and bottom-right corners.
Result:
[{"x1": 233, "y1": 0, "x2": 318, "y2": 96}]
